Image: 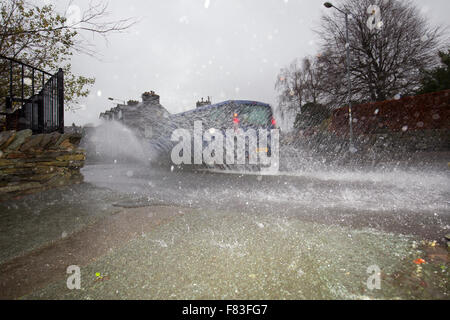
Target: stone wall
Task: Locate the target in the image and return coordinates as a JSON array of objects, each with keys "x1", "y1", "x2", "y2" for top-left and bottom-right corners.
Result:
[
  {"x1": 283, "y1": 90, "x2": 450, "y2": 163},
  {"x1": 290, "y1": 129, "x2": 450, "y2": 154},
  {"x1": 330, "y1": 90, "x2": 450, "y2": 135},
  {"x1": 0, "y1": 129, "x2": 85, "y2": 201}
]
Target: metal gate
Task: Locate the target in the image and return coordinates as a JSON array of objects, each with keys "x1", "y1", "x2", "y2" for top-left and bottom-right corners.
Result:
[{"x1": 0, "y1": 55, "x2": 64, "y2": 134}]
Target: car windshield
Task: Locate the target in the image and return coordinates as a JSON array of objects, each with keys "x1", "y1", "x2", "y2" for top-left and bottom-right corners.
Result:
[
  {"x1": 235, "y1": 105, "x2": 272, "y2": 127},
  {"x1": 202, "y1": 103, "x2": 272, "y2": 129}
]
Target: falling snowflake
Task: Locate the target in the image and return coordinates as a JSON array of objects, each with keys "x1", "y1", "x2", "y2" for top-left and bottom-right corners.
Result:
[
  {"x1": 420, "y1": 6, "x2": 430, "y2": 14},
  {"x1": 66, "y1": 5, "x2": 81, "y2": 26},
  {"x1": 24, "y1": 78, "x2": 32, "y2": 86},
  {"x1": 432, "y1": 114, "x2": 440, "y2": 120},
  {"x1": 179, "y1": 16, "x2": 189, "y2": 24}
]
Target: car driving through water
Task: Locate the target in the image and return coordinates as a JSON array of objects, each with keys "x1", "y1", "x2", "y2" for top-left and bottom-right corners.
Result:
[{"x1": 152, "y1": 100, "x2": 279, "y2": 171}]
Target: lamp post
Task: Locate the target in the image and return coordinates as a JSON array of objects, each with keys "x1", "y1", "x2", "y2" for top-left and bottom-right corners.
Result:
[
  {"x1": 108, "y1": 97, "x2": 126, "y2": 105},
  {"x1": 324, "y1": 2, "x2": 355, "y2": 152}
]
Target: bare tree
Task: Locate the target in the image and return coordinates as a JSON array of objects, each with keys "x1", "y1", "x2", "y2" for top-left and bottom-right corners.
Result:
[
  {"x1": 317, "y1": 0, "x2": 446, "y2": 108},
  {"x1": 275, "y1": 59, "x2": 305, "y2": 119},
  {"x1": 302, "y1": 55, "x2": 326, "y2": 104},
  {"x1": 275, "y1": 55, "x2": 327, "y2": 130}
]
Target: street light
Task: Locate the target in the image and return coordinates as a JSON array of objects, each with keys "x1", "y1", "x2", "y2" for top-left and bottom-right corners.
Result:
[
  {"x1": 108, "y1": 97, "x2": 126, "y2": 105},
  {"x1": 323, "y1": 2, "x2": 355, "y2": 153}
]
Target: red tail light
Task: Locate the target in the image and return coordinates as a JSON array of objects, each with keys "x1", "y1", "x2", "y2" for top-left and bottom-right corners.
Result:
[
  {"x1": 233, "y1": 113, "x2": 240, "y2": 124},
  {"x1": 271, "y1": 117, "x2": 276, "y2": 126}
]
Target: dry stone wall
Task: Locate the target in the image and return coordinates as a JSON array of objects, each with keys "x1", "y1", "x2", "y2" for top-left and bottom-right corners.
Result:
[{"x1": 0, "y1": 129, "x2": 85, "y2": 201}]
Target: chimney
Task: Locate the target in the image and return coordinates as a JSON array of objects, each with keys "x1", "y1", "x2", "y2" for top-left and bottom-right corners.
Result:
[{"x1": 142, "y1": 91, "x2": 160, "y2": 104}]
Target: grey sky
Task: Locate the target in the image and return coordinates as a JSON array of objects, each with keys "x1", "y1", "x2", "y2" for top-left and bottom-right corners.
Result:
[{"x1": 61, "y1": 0, "x2": 449, "y2": 126}]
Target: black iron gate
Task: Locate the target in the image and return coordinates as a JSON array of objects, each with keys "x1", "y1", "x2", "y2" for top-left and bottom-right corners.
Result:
[{"x1": 0, "y1": 55, "x2": 64, "y2": 134}]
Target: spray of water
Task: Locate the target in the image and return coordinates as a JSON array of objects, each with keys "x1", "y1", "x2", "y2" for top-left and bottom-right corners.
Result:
[{"x1": 82, "y1": 120, "x2": 154, "y2": 164}]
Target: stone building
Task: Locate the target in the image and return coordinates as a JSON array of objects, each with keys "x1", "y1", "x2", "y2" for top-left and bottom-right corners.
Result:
[
  {"x1": 99, "y1": 91, "x2": 171, "y2": 139},
  {"x1": 196, "y1": 96, "x2": 212, "y2": 108}
]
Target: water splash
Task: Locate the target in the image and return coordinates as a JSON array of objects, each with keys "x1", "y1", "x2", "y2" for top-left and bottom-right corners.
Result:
[{"x1": 82, "y1": 120, "x2": 152, "y2": 164}]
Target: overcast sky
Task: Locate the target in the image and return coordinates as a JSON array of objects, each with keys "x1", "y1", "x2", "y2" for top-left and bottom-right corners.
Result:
[{"x1": 56, "y1": 0, "x2": 449, "y2": 126}]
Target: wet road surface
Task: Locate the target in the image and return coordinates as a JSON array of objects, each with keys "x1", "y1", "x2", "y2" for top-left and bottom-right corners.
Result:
[
  {"x1": 1, "y1": 162, "x2": 449, "y2": 299},
  {"x1": 83, "y1": 163, "x2": 450, "y2": 240}
]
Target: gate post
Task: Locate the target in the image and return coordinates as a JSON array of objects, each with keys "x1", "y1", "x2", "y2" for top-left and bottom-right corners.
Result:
[
  {"x1": 37, "y1": 95, "x2": 44, "y2": 133},
  {"x1": 57, "y1": 68, "x2": 64, "y2": 133}
]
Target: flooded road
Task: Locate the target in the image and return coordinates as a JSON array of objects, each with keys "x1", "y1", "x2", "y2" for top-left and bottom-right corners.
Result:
[
  {"x1": 28, "y1": 206, "x2": 448, "y2": 299},
  {"x1": 82, "y1": 163, "x2": 450, "y2": 240},
  {"x1": 2, "y1": 162, "x2": 449, "y2": 299}
]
